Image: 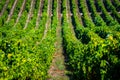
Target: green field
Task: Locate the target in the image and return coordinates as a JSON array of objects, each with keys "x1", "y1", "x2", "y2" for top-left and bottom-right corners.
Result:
[{"x1": 0, "y1": 0, "x2": 120, "y2": 80}]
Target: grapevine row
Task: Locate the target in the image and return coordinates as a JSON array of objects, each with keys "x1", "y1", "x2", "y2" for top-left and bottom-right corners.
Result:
[{"x1": 62, "y1": 0, "x2": 120, "y2": 79}]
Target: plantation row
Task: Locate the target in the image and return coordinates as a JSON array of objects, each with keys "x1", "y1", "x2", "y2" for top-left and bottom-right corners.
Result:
[
  {"x1": 0, "y1": 0, "x2": 57, "y2": 79},
  {"x1": 0, "y1": 0, "x2": 120, "y2": 27},
  {"x1": 0, "y1": 0, "x2": 120, "y2": 79},
  {"x1": 63, "y1": 0, "x2": 120, "y2": 80}
]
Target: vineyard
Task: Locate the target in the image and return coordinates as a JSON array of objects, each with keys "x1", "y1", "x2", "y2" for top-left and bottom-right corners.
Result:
[{"x1": 0, "y1": 0, "x2": 120, "y2": 80}]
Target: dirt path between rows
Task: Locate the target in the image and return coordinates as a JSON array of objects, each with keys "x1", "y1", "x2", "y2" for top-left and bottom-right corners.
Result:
[
  {"x1": 35, "y1": 0, "x2": 44, "y2": 29},
  {"x1": 0, "y1": 0, "x2": 9, "y2": 17},
  {"x1": 40, "y1": 0, "x2": 52, "y2": 41},
  {"x1": 24, "y1": 0, "x2": 35, "y2": 29},
  {"x1": 6, "y1": 0, "x2": 18, "y2": 22},
  {"x1": 14, "y1": 0, "x2": 26, "y2": 27},
  {"x1": 48, "y1": 0, "x2": 69, "y2": 80}
]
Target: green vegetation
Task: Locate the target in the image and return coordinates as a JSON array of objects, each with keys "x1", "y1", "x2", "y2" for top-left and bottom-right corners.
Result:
[{"x1": 0, "y1": 0, "x2": 120, "y2": 79}]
